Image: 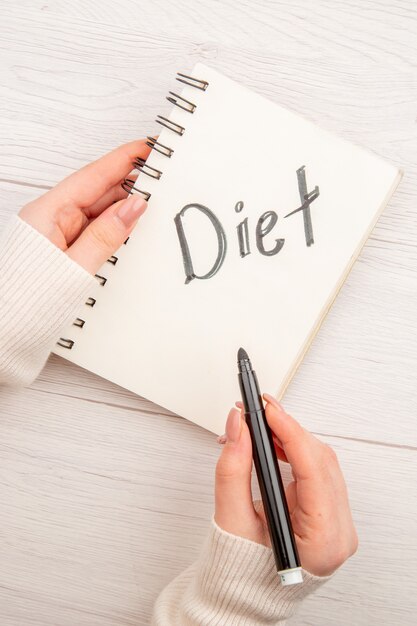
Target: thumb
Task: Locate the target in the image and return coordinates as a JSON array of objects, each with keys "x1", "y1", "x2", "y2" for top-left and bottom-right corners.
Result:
[
  {"x1": 66, "y1": 194, "x2": 147, "y2": 274},
  {"x1": 214, "y1": 407, "x2": 256, "y2": 535}
]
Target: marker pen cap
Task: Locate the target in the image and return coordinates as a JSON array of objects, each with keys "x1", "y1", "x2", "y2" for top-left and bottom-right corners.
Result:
[{"x1": 278, "y1": 567, "x2": 303, "y2": 586}]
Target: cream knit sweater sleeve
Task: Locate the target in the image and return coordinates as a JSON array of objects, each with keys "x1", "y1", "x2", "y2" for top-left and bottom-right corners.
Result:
[
  {"x1": 152, "y1": 520, "x2": 330, "y2": 625},
  {"x1": 0, "y1": 215, "x2": 331, "y2": 624},
  {"x1": 0, "y1": 216, "x2": 95, "y2": 385}
]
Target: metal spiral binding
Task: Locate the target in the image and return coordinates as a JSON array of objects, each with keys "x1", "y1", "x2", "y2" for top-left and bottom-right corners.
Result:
[
  {"x1": 95, "y1": 274, "x2": 107, "y2": 286},
  {"x1": 176, "y1": 73, "x2": 208, "y2": 91},
  {"x1": 57, "y1": 72, "x2": 209, "y2": 350},
  {"x1": 133, "y1": 157, "x2": 162, "y2": 180},
  {"x1": 156, "y1": 116, "x2": 185, "y2": 135},
  {"x1": 121, "y1": 178, "x2": 151, "y2": 200},
  {"x1": 57, "y1": 338, "x2": 74, "y2": 349},
  {"x1": 166, "y1": 91, "x2": 196, "y2": 113},
  {"x1": 146, "y1": 136, "x2": 173, "y2": 157}
]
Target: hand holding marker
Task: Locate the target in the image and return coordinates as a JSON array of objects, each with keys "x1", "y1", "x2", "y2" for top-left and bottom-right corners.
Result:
[
  {"x1": 214, "y1": 349, "x2": 358, "y2": 579},
  {"x1": 237, "y1": 348, "x2": 301, "y2": 585}
]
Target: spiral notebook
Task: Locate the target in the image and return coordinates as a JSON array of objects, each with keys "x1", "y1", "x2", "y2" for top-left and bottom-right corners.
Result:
[{"x1": 55, "y1": 63, "x2": 401, "y2": 434}]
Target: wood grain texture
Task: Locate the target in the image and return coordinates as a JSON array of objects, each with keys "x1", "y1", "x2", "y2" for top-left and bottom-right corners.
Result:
[
  {"x1": 0, "y1": 1, "x2": 416, "y2": 624},
  {"x1": 0, "y1": 373, "x2": 416, "y2": 625}
]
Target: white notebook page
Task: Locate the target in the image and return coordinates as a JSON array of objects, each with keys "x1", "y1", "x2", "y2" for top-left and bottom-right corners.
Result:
[{"x1": 55, "y1": 63, "x2": 400, "y2": 434}]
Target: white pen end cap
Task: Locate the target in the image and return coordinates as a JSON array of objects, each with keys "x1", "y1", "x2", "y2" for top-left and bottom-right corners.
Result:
[{"x1": 279, "y1": 567, "x2": 303, "y2": 586}]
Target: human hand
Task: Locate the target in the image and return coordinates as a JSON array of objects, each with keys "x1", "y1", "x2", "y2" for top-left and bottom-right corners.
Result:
[
  {"x1": 215, "y1": 395, "x2": 358, "y2": 577},
  {"x1": 19, "y1": 140, "x2": 151, "y2": 274}
]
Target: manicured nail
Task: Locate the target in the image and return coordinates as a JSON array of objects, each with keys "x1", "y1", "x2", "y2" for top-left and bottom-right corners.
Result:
[
  {"x1": 263, "y1": 393, "x2": 284, "y2": 411},
  {"x1": 217, "y1": 434, "x2": 227, "y2": 445},
  {"x1": 225, "y1": 407, "x2": 241, "y2": 443},
  {"x1": 116, "y1": 195, "x2": 147, "y2": 227}
]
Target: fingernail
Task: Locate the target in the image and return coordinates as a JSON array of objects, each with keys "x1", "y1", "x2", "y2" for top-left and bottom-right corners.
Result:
[
  {"x1": 263, "y1": 393, "x2": 284, "y2": 411},
  {"x1": 235, "y1": 400, "x2": 244, "y2": 410},
  {"x1": 116, "y1": 195, "x2": 147, "y2": 227},
  {"x1": 225, "y1": 407, "x2": 241, "y2": 443},
  {"x1": 217, "y1": 434, "x2": 227, "y2": 445}
]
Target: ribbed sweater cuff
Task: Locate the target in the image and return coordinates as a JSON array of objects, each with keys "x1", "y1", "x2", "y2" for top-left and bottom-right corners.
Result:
[
  {"x1": 185, "y1": 519, "x2": 332, "y2": 624},
  {"x1": 0, "y1": 215, "x2": 95, "y2": 385}
]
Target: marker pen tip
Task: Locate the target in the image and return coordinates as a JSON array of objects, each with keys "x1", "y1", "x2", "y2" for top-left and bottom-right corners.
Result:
[{"x1": 237, "y1": 347, "x2": 249, "y2": 361}]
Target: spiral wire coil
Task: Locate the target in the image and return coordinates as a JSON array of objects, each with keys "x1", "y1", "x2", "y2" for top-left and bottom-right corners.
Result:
[{"x1": 57, "y1": 72, "x2": 209, "y2": 349}]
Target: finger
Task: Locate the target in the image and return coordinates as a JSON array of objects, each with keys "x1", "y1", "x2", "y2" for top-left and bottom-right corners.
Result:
[
  {"x1": 263, "y1": 393, "x2": 326, "y2": 480},
  {"x1": 285, "y1": 481, "x2": 298, "y2": 516},
  {"x1": 215, "y1": 408, "x2": 256, "y2": 535},
  {"x1": 48, "y1": 140, "x2": 151, "y2": 211},
  {"x1": 85, "y1": 181, "x2": 128, "y2": 217},
  {"x1": 66, "y1": 194, "x2": 147, "y2": 274},
  {"x1": 272, "y1": 436, "x2": 289, "y2": 463},
  {"x1": 85, "y1": 173, "x2": 139, "y2": 217},
  {"x1": 235, "y1": 399, "x2": 290, "y2": 463}
]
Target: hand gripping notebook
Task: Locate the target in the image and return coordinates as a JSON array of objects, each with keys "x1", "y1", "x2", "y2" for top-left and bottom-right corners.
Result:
[{"x1": 55, "y1": 64, "x2": 401, "y2": 434}]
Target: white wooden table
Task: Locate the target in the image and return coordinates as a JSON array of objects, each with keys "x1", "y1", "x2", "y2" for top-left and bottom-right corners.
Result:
[{"x1": 0, "y1": 2, "x2": 416, "y2": 624}]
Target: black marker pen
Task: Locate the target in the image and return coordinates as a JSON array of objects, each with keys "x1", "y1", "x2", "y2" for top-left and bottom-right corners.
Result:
[{"x1": 237, "y1": 348, "x2": 302, "y2": 585}]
